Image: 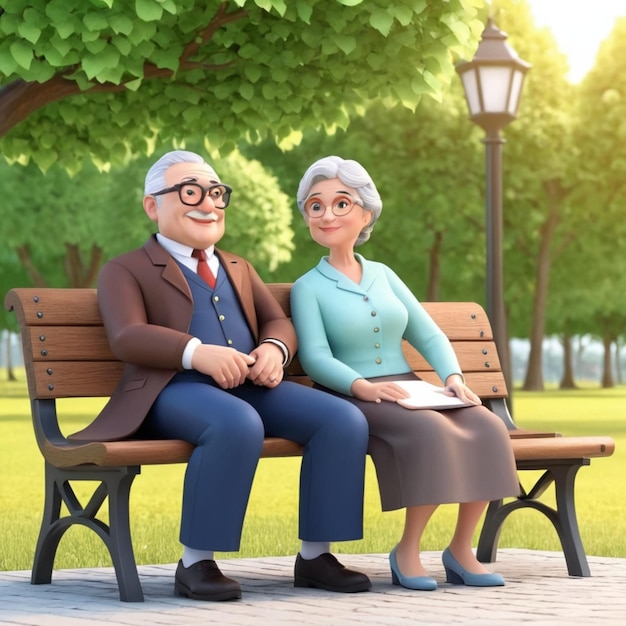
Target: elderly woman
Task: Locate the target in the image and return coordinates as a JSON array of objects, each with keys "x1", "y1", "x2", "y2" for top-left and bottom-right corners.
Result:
[{"x1": 290, "y1": 156, "x2": 519, "y2": 590}]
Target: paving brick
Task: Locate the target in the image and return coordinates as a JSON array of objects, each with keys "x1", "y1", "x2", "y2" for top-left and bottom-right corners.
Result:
[{"x1": 1, "y1": 550, "x2": 625, "y2": 625}]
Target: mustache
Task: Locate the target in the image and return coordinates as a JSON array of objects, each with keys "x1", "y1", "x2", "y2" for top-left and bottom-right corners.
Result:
[{"x1": 185, "y1": 210, "x2": 219, "y2": 221}]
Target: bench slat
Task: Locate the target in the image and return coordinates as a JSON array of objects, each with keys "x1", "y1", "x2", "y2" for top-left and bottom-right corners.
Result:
[
  {"x1": 510, "y1": 436, "x2": 614, "y2": 460},
  {"x1": 404, "y1": 340, "x2": 502, "y2": 372},
  {"x1": 42, "y1": 434, "x2": 614, "y2": 469},
  {"x1": 31, "y1": 361, "x2": 124, "y2": 399},
  {"x1": 28, "y1": 326, "x2": 116, "y2": 361},
  {"x1": 43, "y1": 437, "x2": 304, "y2": 468},
  {"x1": 7, "y1": 288, "x2": 102, "y2": 326}
]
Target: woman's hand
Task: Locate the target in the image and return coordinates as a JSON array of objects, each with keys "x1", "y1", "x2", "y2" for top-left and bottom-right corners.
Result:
[
  {"x1": 350, "y1": 378, "x2": 411, "y2": 404},
  {"x1": 443, "y1": 374, "x2": 481, "y2": 405}
]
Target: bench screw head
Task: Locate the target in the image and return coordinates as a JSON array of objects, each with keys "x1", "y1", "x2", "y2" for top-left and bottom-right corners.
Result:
[
  {"x1": 492, "y1": 386, "x2": 498, "y2": 392},
  {"x1": 40, "y1": 349, "x2": 48, "y2": 357},
  {"x1": 47, "y1": 369, "x2": 53, "y2": 375},
  {"x1": 37, "y1": 311, "x2": 44, "y2": 319},
  {"x1": 33, "y1": 296, "x2": 39, "y2": 303},
  {"x1": 47, "y1": 384, "x2": 54, "y2": 391}
]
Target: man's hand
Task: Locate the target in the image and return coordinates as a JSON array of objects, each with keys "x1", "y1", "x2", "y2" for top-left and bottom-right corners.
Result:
[
  {"x1": 191, "y1": 344, "x2": 256, "y2": 389},
  {"x1": 247, "y1": 342, "x2": 284, "y2": 388}
]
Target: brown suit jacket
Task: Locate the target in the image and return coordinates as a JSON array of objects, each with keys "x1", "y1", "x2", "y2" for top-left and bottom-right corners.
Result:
[{"x1": 71, "y1": 235, "x2": 296, "y2": 442}]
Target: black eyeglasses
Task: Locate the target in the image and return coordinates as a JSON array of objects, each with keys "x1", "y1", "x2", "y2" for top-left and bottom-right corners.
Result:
[{"x1": 152, "y1": 182, "x2": 233, "y2": 208}]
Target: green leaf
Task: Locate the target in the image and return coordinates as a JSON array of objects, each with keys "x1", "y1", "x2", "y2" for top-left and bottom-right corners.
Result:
[
  {"x1": 83, "y1": 12, "x2": 109, "y2": 32},
  {"x1": 369, "y1": 8, "x2": 394, "y2": 37},
  {"x1": 244, "y1": 65, "x2": 263, "y2": 83},
  {"x1": 31, "y1": 149, "x2": 58, "y2": 172},
  {"x1": 239, "y1": 83, "x2": 255, "y2": 101},
  {"x1": 389, "y1": 5, "x2": 415, "y2": 27},
  {"x1": 296, "y1": 1, "x2": 313, "y2": 23},
  {"x1": 17, "y1": 22, "x2": 42, "y2": 45},
  {"x1": 0, "y1": 43, "x2": 19, "y2": 75},
  {"x1": 125, "y1": 78, "x2": 143, "y2": 91},
  {"x1": 336, "y1": 36, "x2": 357, "y2": 56},
  {"x1": 110, "y1": 15, "x2": 134, "y2": 36},
  {"x1": 336, "y1": 0, "x2": 363, "y2": 6},
  {"x1": 10, "y1": 41, "x2": 34, "y2": 70},
  {"x1": 135, "y1": 0, "x2": 163, "y2": 22}
]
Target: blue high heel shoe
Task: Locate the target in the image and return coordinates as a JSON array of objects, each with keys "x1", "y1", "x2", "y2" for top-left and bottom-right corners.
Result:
[
  {"x1": 442, "y1": 548, "x2": 505, "y2": 587},
  {"x1": 389, "y1": 546, "x2": 437, "y2": 591}
]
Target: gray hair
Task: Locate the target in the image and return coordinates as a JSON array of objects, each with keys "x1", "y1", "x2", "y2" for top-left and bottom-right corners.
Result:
[
  {"x1": 296, "y1": 155, "x2": 382, "y2": 246},
  {"x1": 144, "y1": 150, "x2": 218, "y2": 196}
]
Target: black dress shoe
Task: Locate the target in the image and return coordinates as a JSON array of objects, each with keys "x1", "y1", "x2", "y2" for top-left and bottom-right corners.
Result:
[
  {"x1": 174, "y1": 559, "x2": 242, "y2": 601},
  {"x1": 294, "y1": 553, "x2": 371, "y2": 592}
]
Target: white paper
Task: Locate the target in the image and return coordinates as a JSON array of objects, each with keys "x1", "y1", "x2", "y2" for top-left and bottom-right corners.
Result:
[{"x1": 391, "y1": 380, "x2": 473, "y2": 410}]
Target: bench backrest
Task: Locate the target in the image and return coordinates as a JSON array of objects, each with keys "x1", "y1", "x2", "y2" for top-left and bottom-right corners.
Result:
[{"x1": 5, "y1": 286, "x2": 509, "y2": 404}]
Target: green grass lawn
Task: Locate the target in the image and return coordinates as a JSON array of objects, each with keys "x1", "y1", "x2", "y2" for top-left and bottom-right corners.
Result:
[{"x1": 1, "y1": 371, "x2": 624, "y2": 572}]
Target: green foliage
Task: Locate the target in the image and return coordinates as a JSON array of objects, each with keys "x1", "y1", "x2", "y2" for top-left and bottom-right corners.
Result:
[
  {"x1": 0, "y1": 0, "x2": 485, "y2": 171},
  {"x1": 244, "y1": 84, "x2": 485, "y2": 300},
  {"x1": 0, "y1": 149, "x2": 294, "y2": 287},
  {"x1": 211, "y1": 150, "x2": 295, "y2": 273}
]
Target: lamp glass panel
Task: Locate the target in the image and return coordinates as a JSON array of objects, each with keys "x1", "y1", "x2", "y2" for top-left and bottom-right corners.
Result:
[
  {"x1": 507, "y1": 69, "x2": 525, "y2": 114},
  {"x1": 477, "y1": 66, "x2": 513, "y2": 112},
  {"x1": 460, "y1": 68, "x2": 481, "y2": 115}
]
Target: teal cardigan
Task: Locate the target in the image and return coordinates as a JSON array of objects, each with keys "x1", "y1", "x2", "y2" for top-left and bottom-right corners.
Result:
[{"x1": 290, "y1": 254, "x2": 462, "y2": 396}]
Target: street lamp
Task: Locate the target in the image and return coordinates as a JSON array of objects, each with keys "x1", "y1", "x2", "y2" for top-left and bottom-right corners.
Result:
[{"x1": 456, "y1": 18, "x2": 530, "y2": 409}]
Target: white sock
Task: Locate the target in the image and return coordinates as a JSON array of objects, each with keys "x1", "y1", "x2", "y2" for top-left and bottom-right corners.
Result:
[
  {"x1": 182, "y1": 546, "x2": 215, "y2": 568},
  {"x1": 299, "y1": 541, "x2": 331, "y2": 560}
]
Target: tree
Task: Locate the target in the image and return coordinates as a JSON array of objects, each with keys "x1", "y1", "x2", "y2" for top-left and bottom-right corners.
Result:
[
  {"x1": 244, "y1": 85, "x2": 485, "y2": 298},
  {"x1": 1, "y1": 149, "x2": 294, "y2": 288},
  {"x1": 489, "y1": 0, "x2": 576, "y2": 390},
  {"x1": 0, "y1": 0, "x2": 484, "y2": 172},
  {"x1": 567, "y1": 17, "x2": 626, "y2": 387}
]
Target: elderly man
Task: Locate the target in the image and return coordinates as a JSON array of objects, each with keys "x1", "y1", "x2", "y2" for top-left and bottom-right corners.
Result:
[{"x1": 71, "y1": 150, "x2": 371, "y2": 600}]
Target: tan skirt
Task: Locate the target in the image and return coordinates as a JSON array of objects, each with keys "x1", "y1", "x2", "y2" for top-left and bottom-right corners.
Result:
[{"x1": 316, "y1": 374, "x2": 519, "y2": 511}]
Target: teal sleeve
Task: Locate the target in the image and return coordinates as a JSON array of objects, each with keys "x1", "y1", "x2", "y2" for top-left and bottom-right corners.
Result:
[
  {"x1": 290, "y1": 279, "x2": 363, "y2": 395},
  {"x1": 384, "y1": 268, "x2": 463, "y2": 383}
]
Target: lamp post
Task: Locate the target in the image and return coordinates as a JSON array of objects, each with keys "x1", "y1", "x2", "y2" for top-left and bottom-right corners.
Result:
[{"x1": 456, "y1": 19, "x2": 530, "y2": 406}]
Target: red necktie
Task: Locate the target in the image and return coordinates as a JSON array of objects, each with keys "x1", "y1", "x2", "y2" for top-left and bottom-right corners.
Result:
[{"x1": 192, "y1": 249, "x2": 216, "y2": 288}]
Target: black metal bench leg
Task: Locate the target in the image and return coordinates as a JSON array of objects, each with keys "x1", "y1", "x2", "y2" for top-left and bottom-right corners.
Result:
[
  {"x1": 31, "y1": 463, "x2": 145, "y2": 601},
  {"x1": 476, "y1": 497, "x2": 507, "y2": 565},
  {"x1": 550, "y1": 463, "x2": 590, "y2": 577},
  {"x1": 31, "y1": 463, "x2": 64, "y2": 585},
  {"x1": 477, "y1": 461, "x2": 591, "y2": 577},
  {"x1": 105, "y1": 469, "x2": 145, "y2": 601}
]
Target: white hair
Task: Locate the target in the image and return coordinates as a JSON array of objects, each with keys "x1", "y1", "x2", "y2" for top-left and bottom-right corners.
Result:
[
  {"x1": 296, "y1": 156, "x2": 382, "y2": 246},
  {"x1": 144, "y1": 150, "x2": 218, "y2": 196}
]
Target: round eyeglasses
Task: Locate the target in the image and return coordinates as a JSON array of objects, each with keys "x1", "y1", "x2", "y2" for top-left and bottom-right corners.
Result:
[
  {"x1": 304, "y1": 194, "x2": 363, "y2": 219},
  {"x1": 152, "y1": 182, "x2": 233, "y2": 208}
]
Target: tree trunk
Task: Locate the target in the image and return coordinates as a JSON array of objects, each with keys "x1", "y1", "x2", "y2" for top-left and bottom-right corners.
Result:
[
  {"x1": 522, "y1": 186, "x2": 562, "y2": 390},
  {"x1": 426, "y1": 231, "x2": 442, "y2": 301},
  {"x1": 5, "y1": 331, "x2": 17, "y2": 382},
  {"x1": 616, "y1": 339, "x2": 623, "y2": 385},
  {"x1": 559, "y1": 333, "x2": 577, "y2": 389},
  {"x1": 601, "y1": 335, "x2": 614, "y2": 388}
]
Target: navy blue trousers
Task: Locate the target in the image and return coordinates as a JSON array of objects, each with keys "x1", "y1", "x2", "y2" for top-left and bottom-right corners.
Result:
[{"x1": 139, "y1": 377, "x2": 369, "y2": 551}]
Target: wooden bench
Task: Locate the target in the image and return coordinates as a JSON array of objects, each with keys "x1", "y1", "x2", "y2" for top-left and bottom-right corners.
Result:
[{"x1": 4, "y1": 286, "x2": 615, "y2": 602}]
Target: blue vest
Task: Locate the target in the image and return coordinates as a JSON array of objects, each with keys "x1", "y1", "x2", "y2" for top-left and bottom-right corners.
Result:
[
  {"x1": 171, "y1": 263, "x2": 256, "y2": 386},
  {"x1": 178, "y1": 262, "x2": 256, "y2": 354}
]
